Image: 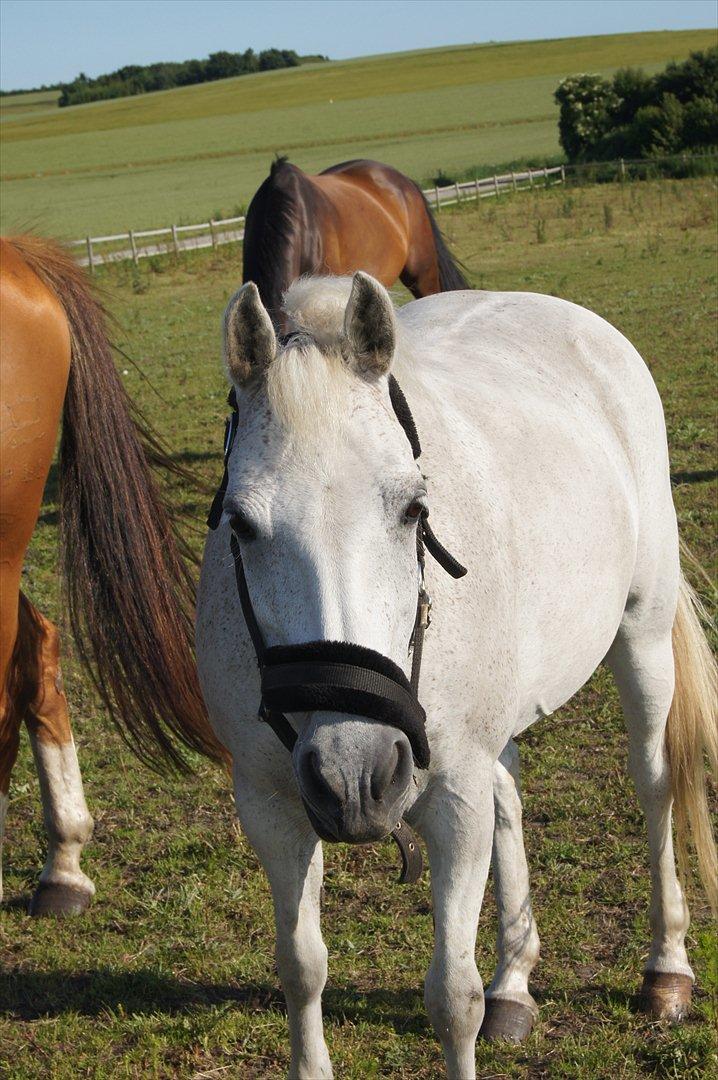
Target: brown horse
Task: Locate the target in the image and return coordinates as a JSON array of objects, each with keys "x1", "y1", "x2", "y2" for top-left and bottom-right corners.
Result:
[
  {"x1": 242, "y1": 157, "x2": 469, "y2": 324},
  {"x1": 0, "y1": 235, "x2": 223, "y2": 915}
]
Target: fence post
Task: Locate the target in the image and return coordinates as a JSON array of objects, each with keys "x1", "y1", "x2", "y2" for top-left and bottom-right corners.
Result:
[
  {"x1": 129, "y1": 229, "x2": 138, "y2": 265},
  {"x1": 210, "y1": 220, "x2": 217, "y2": 249},
  {"x1": 560, "y1": 164, "x2": 566, "y2": 184},
  {"x1": 543, "y1": 166, "x2": 548, "y2": 185},
  {"x1": 434, "y1": 186, "x2": 440, "y2": 210},
  {"x1": 528, "y1": 168, "x2": 533, "y2": 188},
  {"x1": 86, "y1": 236, "x2": 95, "y2": 273},
  {"x1": 172, "y1": 224, "x2": 180, "y2": 255},
  {"x1": 454, "y1": 181, "x2": 461, "y2": 205},
  {"x1": 493, "y1": 174, "x2": 500, "y2": 197},
  {"x1": 511, "y1": 170, "x2": 517, "y2": 191},
  {"x1": 474, "y1": 177, "x2": 480, "y2": 203}
]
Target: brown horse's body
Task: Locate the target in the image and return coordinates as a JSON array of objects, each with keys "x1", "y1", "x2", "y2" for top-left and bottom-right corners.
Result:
[
  {"x1": 0, "y1": 236, "x2": 223, "y2": 915},
  {"x1": 242, "y1": 158, "x2": 469, "y2": 324}
]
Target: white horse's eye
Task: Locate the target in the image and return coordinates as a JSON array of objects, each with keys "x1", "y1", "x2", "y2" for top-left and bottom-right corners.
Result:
[
  {"x1": 404, "y1": 500, "x2": 425, "y2": 523},
  {"x1": 229, "y1": 511, "x2": 257, "y2": 541}
]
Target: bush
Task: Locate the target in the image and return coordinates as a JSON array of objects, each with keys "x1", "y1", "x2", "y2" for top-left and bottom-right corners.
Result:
[
  {"x1": 555, "y1": 48, "x2": 718, "y2": 163},
  {"x1": 683, "y1": 96, "x2": 718, "y2": 147},
  {"x1": 555, "y1": 74, "x2": 619, "y2": 161}
]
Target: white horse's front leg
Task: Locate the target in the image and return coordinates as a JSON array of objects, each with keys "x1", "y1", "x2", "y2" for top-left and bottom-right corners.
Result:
[
  {"x1": 481, "y1": 738, "x2": 540, "y2": 1042},
  {"x1": 235, "y1": 781, "x2": 332, "y2": 1080},
  {"x1": 421, "y1": 763, "x2": 495, "y2": 1080}
]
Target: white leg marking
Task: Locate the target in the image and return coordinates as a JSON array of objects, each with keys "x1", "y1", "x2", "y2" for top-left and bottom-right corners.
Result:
[
  {"x1": 235, "y1": 781, "x2": 332, "y2": 1080},
  {"x1": 487, "y1": 739, "x2": 540, "y2": 1011},
  {"x1": 29, "y1": 735, "x2": 94, "y2": 896},
  {"x1": 608, "y1": 632, "x2": 693, "y2": 978},
  {"x1": 421, "y1": 763, "x2": 495, "y2": 1080}
]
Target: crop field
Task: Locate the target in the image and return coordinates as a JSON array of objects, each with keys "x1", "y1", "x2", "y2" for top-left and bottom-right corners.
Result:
[
  {"x1": 1, "y1": 28, "x2": 715, "y2": 238},
  {"x1": 1, "y1": 175, "x2": 716, "y2": 1078}
]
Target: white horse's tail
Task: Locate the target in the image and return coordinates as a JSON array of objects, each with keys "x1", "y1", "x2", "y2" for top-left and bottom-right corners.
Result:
[{"x1": 666, "y1": 565, "x2": 718, "y2": 915}]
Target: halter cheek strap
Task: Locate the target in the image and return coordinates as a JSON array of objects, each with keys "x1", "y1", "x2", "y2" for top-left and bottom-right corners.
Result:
[{"x1": 208, "y1": 375, "x2": 466, "y2": 884}]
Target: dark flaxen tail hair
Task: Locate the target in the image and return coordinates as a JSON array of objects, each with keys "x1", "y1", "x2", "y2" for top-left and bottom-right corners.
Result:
[
  {"x1": 414, "y1": 185, "x2": 471, "y2": 291},
  {"x1": 7, "y1": 235, "x2": 226, "y2": 773}
]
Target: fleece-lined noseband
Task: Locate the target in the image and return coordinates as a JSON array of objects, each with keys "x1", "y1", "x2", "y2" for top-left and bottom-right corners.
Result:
[{"x1": 208, "y1": 370, "x2": 466, "y2": 883}]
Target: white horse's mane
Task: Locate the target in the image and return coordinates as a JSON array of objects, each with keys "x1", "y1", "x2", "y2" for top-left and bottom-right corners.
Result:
[{"x1": 264, "y1": 276, "x2": 415, "y2": 440}]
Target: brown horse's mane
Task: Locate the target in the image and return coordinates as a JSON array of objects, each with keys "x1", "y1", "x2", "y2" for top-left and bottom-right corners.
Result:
[
  {"x1": 242, "y1": 156, "x2": 308, "y2": 318},
  {"x1": 5, "y1": 233, "x2": 226, "y2": 772}
]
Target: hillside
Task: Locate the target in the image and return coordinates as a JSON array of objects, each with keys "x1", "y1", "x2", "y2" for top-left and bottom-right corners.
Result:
[{"x1": 1, "y1": 29, "x2": 714, "y2": 237}]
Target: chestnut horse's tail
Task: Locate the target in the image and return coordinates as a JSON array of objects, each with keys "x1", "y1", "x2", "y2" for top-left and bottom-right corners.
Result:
[
  {"x1": 6, "y1": 235, "x2": 225, "y2": 773},
  {"x1": 666, "y1": 564, "x2": 718, "y2": 914},
  {"x1": 415, "y1": 186, "x2": 471, "y2": 292}
]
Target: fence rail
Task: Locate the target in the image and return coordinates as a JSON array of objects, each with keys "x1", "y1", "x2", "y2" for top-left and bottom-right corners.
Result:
[
  {"x1": 71, "y1": 155, "x2": 714, "y2": 270},
  {"x1": 71, "y1": 215, "x2": 246, "y2": 269}
]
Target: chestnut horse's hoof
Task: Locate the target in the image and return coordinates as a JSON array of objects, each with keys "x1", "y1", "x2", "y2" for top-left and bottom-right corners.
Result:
[
  {"x1": 480, "y1": 997, "x2": 536, "y2": 1043},
  {"x1": 29, "y1": 881, "x2": 92, "y2": 917},
  {"x1": 639, "y1": 972, "x2": 693, "y2": 1021}
]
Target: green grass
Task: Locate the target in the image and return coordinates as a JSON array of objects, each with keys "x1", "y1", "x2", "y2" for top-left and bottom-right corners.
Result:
[
  {"x1": 1, "y1": 29, "x2": 715, "y2": 238},
  {"x1": 1, "y1": 177, "x2": 716, "y2": 1077}
]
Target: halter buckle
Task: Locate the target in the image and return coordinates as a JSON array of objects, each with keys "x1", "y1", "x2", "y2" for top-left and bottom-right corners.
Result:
[{"x1": 419, "y1": 591, "x2": 432, "y2": 630}]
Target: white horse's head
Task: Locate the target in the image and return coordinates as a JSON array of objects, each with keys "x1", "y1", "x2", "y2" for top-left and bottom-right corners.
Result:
[{"x1": 223, "y1": 273, "x2": 425, "y2": 842}]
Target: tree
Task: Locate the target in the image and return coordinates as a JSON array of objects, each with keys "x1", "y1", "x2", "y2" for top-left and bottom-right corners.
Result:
[{"x1": 554, "y1": 74, "x2": 619, "y2": 161}]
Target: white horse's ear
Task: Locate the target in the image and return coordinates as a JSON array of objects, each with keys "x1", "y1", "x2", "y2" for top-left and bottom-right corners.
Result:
[
  {"x1": 223, "y1": 282, "x2": 277, "y2": 385},
  {"x1": 343, "y1": 271, "x2": 396, "y2": 375}
]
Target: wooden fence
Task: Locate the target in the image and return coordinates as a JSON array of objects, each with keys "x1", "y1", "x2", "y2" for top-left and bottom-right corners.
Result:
[{"x1": 71, "y1": 215, "x2": 246, "y2": 270}]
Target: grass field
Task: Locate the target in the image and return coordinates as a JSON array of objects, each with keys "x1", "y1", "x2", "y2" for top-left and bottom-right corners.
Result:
[
  {"x1": 1, "y1": 176, "x2": 716, "y2": 1078},
  {"x1": 1, "y1": 29, "x2": 715, "y2": 238}
]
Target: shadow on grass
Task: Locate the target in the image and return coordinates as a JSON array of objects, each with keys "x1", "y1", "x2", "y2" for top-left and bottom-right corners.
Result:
[
  {"x1": 671, "y1": 469, "x2": 718, "y2": 486},
  {"x1": 3, "y1": 969, "x2": 658, "y2": 1037},
  {"x1": 0, "y1": 968, "x2": 430, "y2": 1034}
]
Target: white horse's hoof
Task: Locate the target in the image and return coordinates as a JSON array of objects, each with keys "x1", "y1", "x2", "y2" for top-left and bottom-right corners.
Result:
[
  {"x1": 29, "y1": 881, "x2": 93, "y2": 917},
  {"x1": 639, "y1": 972, "x2": 692, "y2": 1021},
  {"x1": 479, "y1": 997, "x2": 536, "y2": 1043}
]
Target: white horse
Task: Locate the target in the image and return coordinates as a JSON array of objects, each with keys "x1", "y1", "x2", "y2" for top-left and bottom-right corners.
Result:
[{"x1": 196, "y1": 272, "x2": 716, "y2": 1079}]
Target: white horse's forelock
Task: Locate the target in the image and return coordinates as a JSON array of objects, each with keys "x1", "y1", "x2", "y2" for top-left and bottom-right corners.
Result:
[
  {"x1": 263, "y1": 275, "x2": 411, "y2": 443},
  {"x1": 283, "y1": 275, "x2": 353, "y2": 349}
]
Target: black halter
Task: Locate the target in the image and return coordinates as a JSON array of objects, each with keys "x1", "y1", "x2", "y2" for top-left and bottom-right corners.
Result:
[{"x1": 207, "y1": 374, "x2": 466, "y2": 882}]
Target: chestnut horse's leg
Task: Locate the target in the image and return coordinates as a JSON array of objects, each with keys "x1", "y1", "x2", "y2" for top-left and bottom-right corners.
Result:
[
  {"x1": 0, "y1": 689, "x2": 22, "y2": 905},
  {"x1": 1, "y1": 563, "x2": 26, "y2": 905},
  {"x1": 480, "y1": 739, "x2": 540, "y2": 1043},
  {"x1": 19, "y1": 596, "x2": 94, "y2": 916},
  {"x1": 606, "y1": 627, "x2": 693, "y2": 1020}
]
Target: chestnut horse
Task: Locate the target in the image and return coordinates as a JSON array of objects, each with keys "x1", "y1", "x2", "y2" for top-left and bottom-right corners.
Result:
[
  {"x1": 242, "y1": 157, "x2": 469, "y2": 324},
  {"x1": 0, "y1": 235, "x2": 223, "y2": 915}
]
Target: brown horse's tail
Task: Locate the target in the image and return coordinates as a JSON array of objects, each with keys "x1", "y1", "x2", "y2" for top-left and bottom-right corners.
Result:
[
  {"x1": 666, "y1": 564, "x2": 718, "y2": 914},
  {"x1": 414, "y1": 186, "x2": 471, "y2": 291},
  {"x1": 7, "y1": 235, "x2": 225, "y2": 773}
]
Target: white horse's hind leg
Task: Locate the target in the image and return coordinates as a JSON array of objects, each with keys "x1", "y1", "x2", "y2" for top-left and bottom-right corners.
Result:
[
  {"x1": 480, "y1": 739, "x2": 540, "y2": 1042},
  {"x1": 607, "y1": 628, "x2": 693, "y2": 1019},
  {"x1": 421, "y1": 764, "x2": 495, "y2": 1080},
  {"x1": 234, "y1": 781, "x2": 332, "y2": 1080}
]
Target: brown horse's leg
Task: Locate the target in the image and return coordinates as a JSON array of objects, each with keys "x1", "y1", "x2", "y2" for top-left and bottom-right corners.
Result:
[
  {"x1": 400, "y1": 258, "x2": 441, "y2": 299},
  {"x1": 0, "y1": 672, "x2": 22, "y2": 905},
  {"x1": 18, "y1": 596, "x2": 94, "y2": 916}
]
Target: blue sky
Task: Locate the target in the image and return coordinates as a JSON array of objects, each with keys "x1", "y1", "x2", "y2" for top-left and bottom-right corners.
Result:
[{"x1": 1, "y1": 0, "x2": 716, "y2": 91}]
